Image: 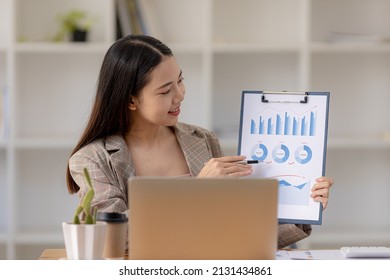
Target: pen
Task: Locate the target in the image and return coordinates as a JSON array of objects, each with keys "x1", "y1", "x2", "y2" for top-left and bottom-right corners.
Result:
[{"x1": 237, "y1": 160, "x2": 259, "y2": 165}]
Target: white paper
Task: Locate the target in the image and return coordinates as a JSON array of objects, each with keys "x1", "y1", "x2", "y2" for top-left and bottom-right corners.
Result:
[
  {"x1": 238, "y1": 92, "x2": 329, "y2": 224},
  {"x1": 276, "y1": 250, "x2": 345, "y2": 260}
]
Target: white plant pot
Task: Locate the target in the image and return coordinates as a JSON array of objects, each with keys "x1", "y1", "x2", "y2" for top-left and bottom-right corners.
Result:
[{"x1": 62, "y1": 221, "x2": 107, "y2": 260}]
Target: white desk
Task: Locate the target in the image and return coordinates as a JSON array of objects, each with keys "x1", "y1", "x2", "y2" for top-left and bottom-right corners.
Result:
[
  {"x1": 40, "y1": 248, "x2": 390, "y2": 260},
  {"x1": 277, "y1": 249, "x2": 344, "y2": 260}
]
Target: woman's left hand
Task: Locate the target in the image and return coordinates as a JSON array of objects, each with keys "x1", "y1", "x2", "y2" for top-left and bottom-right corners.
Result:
[{"x1": 310, "y1": 177, "x2": 334, "y2": 210}]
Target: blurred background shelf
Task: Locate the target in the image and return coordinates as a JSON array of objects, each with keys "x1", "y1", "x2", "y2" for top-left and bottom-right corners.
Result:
[
  {"x1": 311, "y1": 43, "x2": 390, "y2": 53},
  {"x1": 14, "y1": 42, "x2": 112, "y2": 53},
  {"x1": 212, "y1": 43, "x2": 302, "y2": 53},
  {"x1": 1, "y1": 0, "x2": 390, "y2": 259},
  {"x1": 14, "y1": 139, "x2": 77, "y2": 149},
  {"x1": 14, "y1": 230, "x2": 65, "y2": 244}
]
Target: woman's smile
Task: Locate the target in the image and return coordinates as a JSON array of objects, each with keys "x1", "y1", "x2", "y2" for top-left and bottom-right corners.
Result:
[{"x1": 168, "y1": 107, "x2": 181, "y2": 116}]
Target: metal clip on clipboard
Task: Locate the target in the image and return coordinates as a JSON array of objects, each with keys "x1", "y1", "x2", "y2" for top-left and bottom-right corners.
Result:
[{"x1": 261, "y1": 91, "x2": 308, "y2": 104}]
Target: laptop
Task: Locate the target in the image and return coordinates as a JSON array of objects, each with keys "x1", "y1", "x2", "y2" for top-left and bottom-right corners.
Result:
[{"x1": 127, "y1": 177, "x2": 278, "y2": 260}]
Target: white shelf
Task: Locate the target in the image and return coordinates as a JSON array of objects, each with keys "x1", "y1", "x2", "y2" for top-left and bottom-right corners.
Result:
[
  {"x1": 0, "y1": 0, "x2": 114, "y2": 260},
  {"x1": 14, "y1": 42, "x2": 111, "y2": 53},
  {"x1": 164, "y1": 43, "x2": 205, "y2": 54},
  {"x1": 311, "y1": 42, "x2": 390, "y2": 53},
  {"x1": 212, "y1": 43, "x2": 301, "y2": 53}
]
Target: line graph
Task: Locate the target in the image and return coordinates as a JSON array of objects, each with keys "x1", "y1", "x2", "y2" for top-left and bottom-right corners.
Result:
[{"x1": 268, "y1": 175, "x2": 310, "y2": 206}]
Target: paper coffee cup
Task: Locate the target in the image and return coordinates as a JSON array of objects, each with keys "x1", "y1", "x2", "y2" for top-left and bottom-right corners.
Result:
[{"x1": 97, "y1": 212, "x2": 128, "y2": 260}]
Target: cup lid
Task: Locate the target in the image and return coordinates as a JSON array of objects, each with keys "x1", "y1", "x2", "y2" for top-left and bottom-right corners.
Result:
[{"x1": 97, "y1": 212, "x2": 128, "y2": 223}]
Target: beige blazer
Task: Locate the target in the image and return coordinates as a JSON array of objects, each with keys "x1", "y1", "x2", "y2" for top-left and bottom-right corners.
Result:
[{"x1": 69, "y1": 122, "x2": 311, "y2": 248}]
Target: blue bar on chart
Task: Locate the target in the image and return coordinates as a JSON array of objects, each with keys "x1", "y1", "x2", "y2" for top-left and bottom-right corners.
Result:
[
  {"x1": 284, "y1": 112, "x2": 290, "y2": 135},
  {"x1": 276, "y1": 114, "x2": 282, "y2": 135},
  {"x1": 249, "y1": 109, "x2": 317, "y2": 137},
  {"x1": 250, "y1": 119, "x2": 256, "y2": 134},
  {"x1": 309, "y1": 111, "x2": 316, "y2": 136},
  {"x1": 259, "y1": 116, "x2": 265, "y2": 134}
]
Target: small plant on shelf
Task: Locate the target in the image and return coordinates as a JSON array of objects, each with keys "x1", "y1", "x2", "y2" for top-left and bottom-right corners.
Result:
[
  {"x1": 53, "y1": 9, "x2": 94, "y2": 42},
  {"x1": 73, "y1": 167, "x2": 97, "y2": 224}
]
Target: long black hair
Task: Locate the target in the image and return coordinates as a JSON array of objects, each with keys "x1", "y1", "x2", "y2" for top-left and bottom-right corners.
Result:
[{"x1": 66, "y1": 35, "x2": 173, "y2": 193}]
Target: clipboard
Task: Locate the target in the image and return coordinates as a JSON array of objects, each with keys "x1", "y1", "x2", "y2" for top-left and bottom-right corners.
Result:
[{"x1": 237, "y1": 91, "x2": 330, "y2": 225}]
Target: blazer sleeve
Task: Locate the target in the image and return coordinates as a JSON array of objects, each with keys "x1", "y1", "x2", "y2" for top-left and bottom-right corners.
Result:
[
  {"x1": 69, "y1": 144, "x2": 128, "y2": 214},
  {"x1": 277, "y1": 224, "x2": 312, "y2": 249}
]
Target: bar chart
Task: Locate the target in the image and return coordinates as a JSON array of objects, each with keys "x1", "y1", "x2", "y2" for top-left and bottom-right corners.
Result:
[{"x1": 249, "y1": 107, "x2": 317, "y2": 137}]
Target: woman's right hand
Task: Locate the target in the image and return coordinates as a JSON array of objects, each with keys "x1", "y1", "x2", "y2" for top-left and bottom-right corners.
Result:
[{"x1": 198, "y1": 155, "x2": 253, "y2": 178}]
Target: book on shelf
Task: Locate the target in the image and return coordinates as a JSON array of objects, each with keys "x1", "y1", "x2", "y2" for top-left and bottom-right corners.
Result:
[
  {"x1": 116, "y1": 0, "x2": 133, "y2": 37},
  {"x1": 135, "y1": 0, "x2": 163, "y2": 40},
  {"x1": 116, "y1": 0, "x2": 163, "y2": 40},
  {"x1": 116, "y1": 0, "x2": 143, "y2": 37},
  {"x1": 127, "y1": 0, "x2": 143, "y2": 35}
]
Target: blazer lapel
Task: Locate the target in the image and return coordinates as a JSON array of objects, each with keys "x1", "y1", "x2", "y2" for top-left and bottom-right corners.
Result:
[
  {"x1": 105, "y1": 135, "x2": 137, "y2": 182},
  {"x1": 174, "y1": 125, "x2": 212, "y2": 176}
]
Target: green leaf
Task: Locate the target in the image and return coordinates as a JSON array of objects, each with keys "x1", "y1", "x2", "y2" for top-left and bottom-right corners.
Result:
[
  {"x1": 73, "y1": 215, "x2": 80, "y2": 224},
  {"x1": 77, "y1": 167, "x2": 96, "y2": 224},
  {"x1": 83, "y1": 167, "x2": 93, "y2": 190},
  {"x1": 85, "y1": 214, "x2": 93, "y2": 224},
  {"x1": 73, "y1": 205, "x2": 83, "y2": 224},
  {"x1": 82, "y1": 188, "x2": 94, "y2": 214},
  {"x1": 71, "y1": 167, "x2": 97, "y2": 224},
  {"x1": 92, "y1": 207, "x2": 98, "y2": 224}
]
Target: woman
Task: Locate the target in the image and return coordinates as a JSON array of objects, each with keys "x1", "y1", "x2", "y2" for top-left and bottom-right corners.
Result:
[{"x1": 66, "y1": 34, "x2": 333, "y2": 249}]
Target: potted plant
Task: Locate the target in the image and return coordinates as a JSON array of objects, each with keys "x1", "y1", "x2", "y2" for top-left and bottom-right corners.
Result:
[
  {"x1": 62, "y1": 167, "x2": 107, "y2": 260},
  {"x1": 53, "y1": 9, "x2": 94, "y2": 42}
]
